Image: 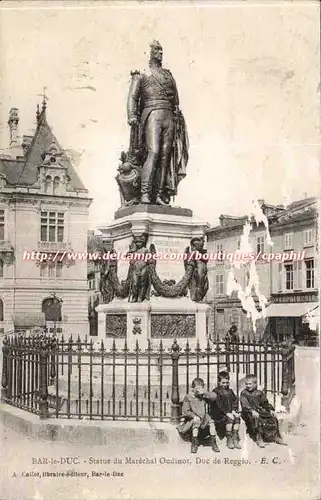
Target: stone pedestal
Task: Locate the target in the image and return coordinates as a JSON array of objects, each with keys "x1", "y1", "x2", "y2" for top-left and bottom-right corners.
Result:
[
  {"x1": 96, "y1": 205, "x2": 210, "y2": 351},
  {"x1": 96, "y1": 296, "x2": 210, "y2": 351}
]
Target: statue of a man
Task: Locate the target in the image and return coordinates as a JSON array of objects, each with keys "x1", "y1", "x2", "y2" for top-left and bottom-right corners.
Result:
[{"x1": 127, "y1": 40, "x2": 189, "y2": 205}]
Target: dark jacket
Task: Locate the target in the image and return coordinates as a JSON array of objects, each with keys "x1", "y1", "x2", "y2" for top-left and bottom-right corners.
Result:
[
  {"x1": 240, "y1": 388, "x2": 274, "y2": 415},
  {"x1": 209, "y1": 386, "x2": 239, "y2": 422},
  {"x1": 177, "y1": 391, "x2": 217, "y2": 434}
]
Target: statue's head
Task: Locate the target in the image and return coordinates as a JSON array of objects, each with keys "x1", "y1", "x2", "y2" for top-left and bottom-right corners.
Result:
[
  {"x1": 190, "y1": 236, "x2": 205, "y2": 251},
  {"x1": 149, "y1": 40, "x2": 163, "y2": 64},
  {"x1": 133, "y1": 232, "x2": 148, "y2": 249}
]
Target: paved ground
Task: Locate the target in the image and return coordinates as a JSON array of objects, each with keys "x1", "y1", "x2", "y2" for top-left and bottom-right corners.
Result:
[{"x1": 0, "y1": 347, "x2": 319, "y2": 500}]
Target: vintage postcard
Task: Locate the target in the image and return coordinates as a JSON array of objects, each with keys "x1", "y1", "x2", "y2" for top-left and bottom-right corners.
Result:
[{"x1": 0, "y1": 1, "x2": 319, "y2": 499}]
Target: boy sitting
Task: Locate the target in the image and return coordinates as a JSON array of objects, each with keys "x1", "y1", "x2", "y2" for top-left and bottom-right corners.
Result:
[
  {"x1": 209, "y1": 370, "x2": 241, "y2": 449},
  {"x1": 240, "y1": 374, "x2": 287, "y2": 448},
  {"x1": 177, "y1": 377, "x2": 220, "y2": 453}
]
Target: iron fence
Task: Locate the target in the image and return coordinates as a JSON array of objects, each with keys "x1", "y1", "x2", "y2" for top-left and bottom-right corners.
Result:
[{"x1": 1, "y1": 334, "x2": 296, "y2": 423}]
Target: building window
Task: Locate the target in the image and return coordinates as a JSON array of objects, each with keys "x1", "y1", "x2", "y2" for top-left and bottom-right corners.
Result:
[
  {"x1": 0, "y1": 299, "x2": 4, "y2": 321},
  {"x1": 0, "y1": 210, "x2": 4, "y2": 240},
  {"x1": 215, "y1": 274, "x2": 224, "y2": 295},
  {"x1": 284, "y1": 232, "x2": 293, "y2": 250},
  {"x1": 304, "y1": 229, "x2": 314, "y2": 246},
  {"x1": 237, "y1": 240, "x2": 241, "y2": 250},
  {"x1": 56, "y1": 262, "x2": 63, "y2": 278},
  {"x1": 305, "y1": 259, "x2": 315, "y2": 289},
  {"x1": 40, "y1": 211, "x2": 64, "y2": 242},
  {"x1": 53, "y1": 176, "x2": 60, "y2": 195},
  {"x1": 216, "y1": 243, "x2": 223, "y2": 261},
  {"x1": 256, "y1": 236, "x2": 265, "y2": 253},
  {"x1": 42, "y1": 297, "x2": 62, "y2": 322},
  {"x1": 40, "y1": 262, "x2": 63, "y2": 279},
  {"x1": 285, "y1": 263, "x2": 293, "y2": 290},
  {"x1": 0, "y1": 260, "x2": 3, "y2": 278},
  {"x1": 44, "y1": 175, "x2": 52, "y2": 194}
]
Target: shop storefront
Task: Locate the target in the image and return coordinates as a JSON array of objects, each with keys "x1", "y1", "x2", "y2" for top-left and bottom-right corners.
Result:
[{"x1": 266, "y1": 293, "x2": 319, "y2": 345}]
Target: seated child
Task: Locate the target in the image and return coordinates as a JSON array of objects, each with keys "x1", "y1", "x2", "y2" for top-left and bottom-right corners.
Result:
[
  {"x1": 240, "y1": 374, "x2": 287, "y2": 448},
  {"x1": 177, "y1": 377, "x2": 220, "y2": 453},
  {"x1": 209, "y1": 370, "x2": 241, "y2": 449}
]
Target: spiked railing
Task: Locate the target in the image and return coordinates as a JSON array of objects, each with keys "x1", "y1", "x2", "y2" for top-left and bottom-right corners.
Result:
[{"x1": 1, "y1": 333, "x2": 295, "y2": 421}]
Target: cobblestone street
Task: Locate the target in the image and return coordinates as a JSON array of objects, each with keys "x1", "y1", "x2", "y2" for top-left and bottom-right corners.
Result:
[{"x1": 1, "y1": 347, "x2": 319, "y2": 500}]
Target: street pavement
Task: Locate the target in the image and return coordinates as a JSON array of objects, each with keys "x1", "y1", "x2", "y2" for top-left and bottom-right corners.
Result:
[{"x1": 0, "y1": 347, "x2": 319, "y2": 500}]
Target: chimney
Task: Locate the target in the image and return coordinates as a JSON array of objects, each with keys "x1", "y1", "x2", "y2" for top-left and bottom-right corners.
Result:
[{"x1": 7, "y1": 108, "x2": 22, "y2": 158}]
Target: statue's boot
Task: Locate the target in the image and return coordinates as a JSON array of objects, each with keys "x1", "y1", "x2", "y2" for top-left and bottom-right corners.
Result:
[
  {"x1": 141, "y1": 193, "x2": 151, "y2": 204},
  {"x1": 155, "y1": 195, "x2": 168, "y2": 206}
]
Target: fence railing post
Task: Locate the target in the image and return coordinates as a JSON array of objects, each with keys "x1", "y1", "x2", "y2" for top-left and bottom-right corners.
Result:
[
  {"x1": 225, "y1": 338, "x2": 230, "y2": 372},
  {"x1": 289, "y1": 344, "x2": 296, "y2": 401},
  {"x1": 170, "y1": 339, "x2": 180, "y2": 425},
  {"x1": 49, "y1": 335, "x2": 57, "y2": 386},
  {"x1": 17, "y1": 336, "x2": 23, "y2": 397},
  {"x1": 39, "y1": 338, "x2": 49, "y2": 419},
  {"x1": 1, "y1": 337, "x2": 9, "y2": 401},
  {"x1": 281, "y1": 343, "x2": 290, "y2": 411}
]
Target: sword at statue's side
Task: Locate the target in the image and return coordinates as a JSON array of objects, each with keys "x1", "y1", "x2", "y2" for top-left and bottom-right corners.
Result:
[
  {"x1": 171, "y1": 108, "x2": 179, "y2": 201},
  {"x1": 129, "y1": 121, "x2": 139, "y2": 154}
]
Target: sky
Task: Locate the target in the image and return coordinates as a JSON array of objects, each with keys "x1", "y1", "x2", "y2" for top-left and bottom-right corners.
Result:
[{"x1": 0, "y1": 1, "x2": 320, "y2": 229}]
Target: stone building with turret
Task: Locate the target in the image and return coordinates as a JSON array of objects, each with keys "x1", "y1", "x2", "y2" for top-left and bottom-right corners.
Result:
[{"x1": 0, "y1": 100, "x2": 92, "y2": 336}]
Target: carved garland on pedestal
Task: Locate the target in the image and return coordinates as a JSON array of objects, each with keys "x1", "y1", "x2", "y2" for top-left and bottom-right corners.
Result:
[{"x1": 148, "y1": 261, "x2": 194, "y2": 298}]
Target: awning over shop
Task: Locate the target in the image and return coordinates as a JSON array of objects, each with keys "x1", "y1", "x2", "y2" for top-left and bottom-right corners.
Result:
[
  {"x1": 12, "y1": 313, "x2": 46, "y2": 328},
  {"x1": 265, "y1": 302, "x2": 319, "y2": 318}
]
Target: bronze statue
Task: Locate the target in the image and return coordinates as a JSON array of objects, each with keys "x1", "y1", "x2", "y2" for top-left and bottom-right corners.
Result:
[
  {"x1": 127, "y1": 232, "x2": 151, "y2": 302},
  {"x1": 124, "y1": 40, "x2": 189, "y2": 205},
  {"x1": 184, "y1": 237, "x2": 209, "y2": 302}
]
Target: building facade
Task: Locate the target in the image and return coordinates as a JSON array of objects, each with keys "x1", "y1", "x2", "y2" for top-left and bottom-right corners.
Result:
[
  {"x1": 0, "y1": 102, "x2": 91, "y2": 336},
  {"x1": 87, "y1": 231, "x2": 101, "y2": 337},
  {"x1": 206, "y1": 198, "x2": 319, "y2": 344},
  {"x1": 267, "y1": 197, "x2": 318, "y2": 345}
]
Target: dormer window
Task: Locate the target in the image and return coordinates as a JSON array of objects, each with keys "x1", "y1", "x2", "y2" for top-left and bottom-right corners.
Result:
[
  {"x1": 44, "y1": 175, "x2": 52, "y2": 194},
  {"x1": 41, "y1": 140, "x2": 62, "y2": 166}
]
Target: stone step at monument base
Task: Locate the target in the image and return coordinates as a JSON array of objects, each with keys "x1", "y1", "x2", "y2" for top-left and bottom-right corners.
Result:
[{"x1": 48, "y1": 387, "x2": 173, "y2": 419}]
